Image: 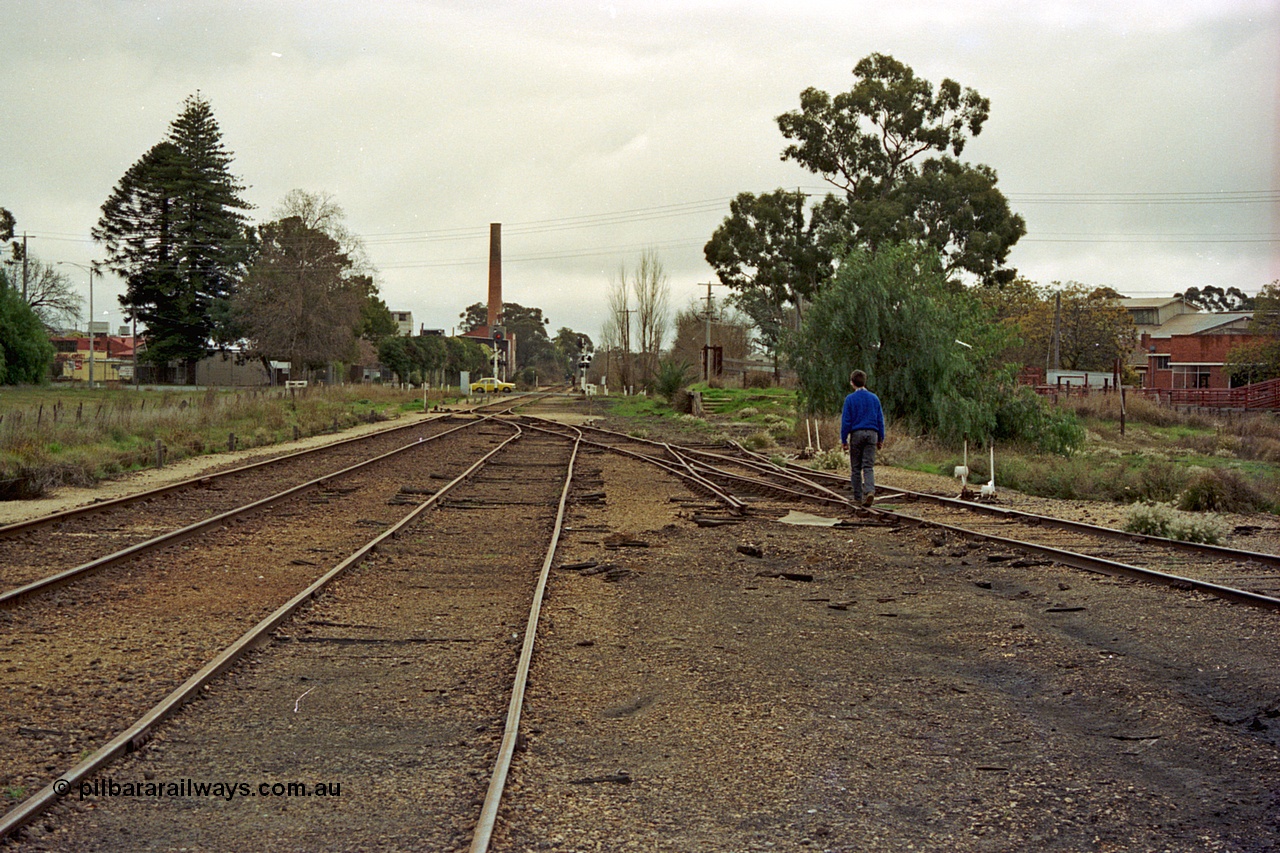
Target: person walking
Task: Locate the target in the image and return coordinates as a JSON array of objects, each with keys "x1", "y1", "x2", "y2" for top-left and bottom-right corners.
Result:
[{"x1": 840, "y1": 369, "x2": 885, "y2": 507}]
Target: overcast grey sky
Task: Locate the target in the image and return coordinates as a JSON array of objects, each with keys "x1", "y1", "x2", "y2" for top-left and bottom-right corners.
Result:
[{"x1": 2, "y1": 0, "x2": 1277, "y2": 341}]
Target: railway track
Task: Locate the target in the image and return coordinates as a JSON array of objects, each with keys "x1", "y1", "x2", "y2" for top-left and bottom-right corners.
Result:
[
  {"x1": 0, "y1": 413, "x2": 579, "y2": 847},
  {"x1": 0, "y1": 395, "x2": 536, "y2": 603},
  {"x1": 517, "y1": 416, "x2": 1280, "y2": 611},
  {"x1": 5, "y1": 401, "x2": 1278, "y2": 849}
]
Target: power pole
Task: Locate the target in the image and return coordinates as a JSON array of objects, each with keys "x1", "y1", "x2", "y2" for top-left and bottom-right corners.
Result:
[
  {"x1": 703, "y1": 281, "x2": 715, "y2": 380},
  {"x1": 621, "y1": 308, "x2": 635, "y2": 393},
  {"x1": 21, "y1": 234, "x2": 28, "y2": 301},
  {"x1": 1048, "y1": 291, "x2": 1062, "y2": 373},
  {"x1": 699, "y1": 281, "x2": 728, "y2": 380}
]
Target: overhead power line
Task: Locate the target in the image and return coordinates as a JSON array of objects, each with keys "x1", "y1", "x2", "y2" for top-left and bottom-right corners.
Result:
[
  {"x1": 1007, "y1": 190, "x2": 1280, "y2": 206},
  {"x1": 16, "y1": 190, "x2": 1278, "y2": 264}
]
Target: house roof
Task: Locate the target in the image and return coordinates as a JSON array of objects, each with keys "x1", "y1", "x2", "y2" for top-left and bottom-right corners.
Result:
[
  {"x1": 1146, "y1": 312, "x2": 1253, "y2": 338},
  {"x1": 1119, "y1": 297, "x2": 1187, "y2": 309}
]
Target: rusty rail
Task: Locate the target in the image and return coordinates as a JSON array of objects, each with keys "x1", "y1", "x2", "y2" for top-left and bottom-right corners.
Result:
[{"x1": 0, "y1": 420, "x2": 527, "y2": 841}]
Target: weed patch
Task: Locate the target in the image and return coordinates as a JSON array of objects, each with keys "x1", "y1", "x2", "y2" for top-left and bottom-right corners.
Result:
[{"x1": 1124, "y1": 502, "x2": 1228, "y2": 544}]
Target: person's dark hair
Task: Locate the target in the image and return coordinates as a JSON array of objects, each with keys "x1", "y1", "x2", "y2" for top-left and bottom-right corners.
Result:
[{"x1": 850, "y1": 370, "x2": 866, "y2": 388}]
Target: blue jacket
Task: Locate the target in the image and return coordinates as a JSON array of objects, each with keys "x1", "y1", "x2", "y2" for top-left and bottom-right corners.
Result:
[{"x1": 840, "y1": 388, "x2": 885, "y2": 444}]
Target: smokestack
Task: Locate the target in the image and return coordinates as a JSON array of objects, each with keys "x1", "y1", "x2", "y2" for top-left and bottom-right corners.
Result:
[{"x1": 487, "y1": 223, "x2": 502, "y2": 332}]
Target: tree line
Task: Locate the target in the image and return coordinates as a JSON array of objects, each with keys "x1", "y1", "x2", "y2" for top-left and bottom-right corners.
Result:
[
  {"x1": 696, "y1": 53, "x2": 1274, "y2": 449},
  {"x1": 3, "y1": 60, "x2": 1275, "y2": 406},
  {"x1": 1, "y1": 95, "x2": 496, "y2": 387}
]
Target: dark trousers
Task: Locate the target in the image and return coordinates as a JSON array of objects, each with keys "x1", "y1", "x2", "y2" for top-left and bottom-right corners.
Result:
[{"x1": 848, "y1": 429, "x2": 878, "y2": 500}]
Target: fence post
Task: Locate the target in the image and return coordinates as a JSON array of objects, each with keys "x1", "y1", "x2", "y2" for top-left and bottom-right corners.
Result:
[{"x1": 155, "y1": 439, "x2": 165, "y2": 468}]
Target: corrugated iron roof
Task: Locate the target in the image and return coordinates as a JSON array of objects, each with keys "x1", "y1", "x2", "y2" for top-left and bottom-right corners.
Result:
[
  {"x1": 1120, "y1": 297, "x2": 1186, "y2": 309},
  {"x1": 1146, "y1": 312, "x2": 1253, "y2": 337}
]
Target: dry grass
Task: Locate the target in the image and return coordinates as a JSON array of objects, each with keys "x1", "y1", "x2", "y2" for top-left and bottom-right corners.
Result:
[{"x1": 0, "y1": 385, "x2": 429, "y2": 499}]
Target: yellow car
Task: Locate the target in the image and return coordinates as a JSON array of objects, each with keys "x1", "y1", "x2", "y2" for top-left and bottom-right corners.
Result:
[{"x1": 469, "y1": 377, "x2": 515, "y2": 394}]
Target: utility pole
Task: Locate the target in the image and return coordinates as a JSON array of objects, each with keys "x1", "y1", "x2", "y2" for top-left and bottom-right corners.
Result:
[
  {"x1": 1048, "y1": 291, "x2": 1062, "y2": 373},
  {"x1": 59, "y1": 261, "x2": 99, "y2": 388},
  {"x1": 699, "y1": 281, "x2": 728, "y2": 381},
  {"x1": 621, "y1": 308, "x2": 635, "y2": 394},
  {"x1": 21, "y1": 234, "x2": 29, "y2": 301}
]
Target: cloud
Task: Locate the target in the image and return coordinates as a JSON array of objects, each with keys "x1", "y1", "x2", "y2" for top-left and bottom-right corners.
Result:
[{"x1": 1, "y1": 0, "x2": 1276, "y2": 339}]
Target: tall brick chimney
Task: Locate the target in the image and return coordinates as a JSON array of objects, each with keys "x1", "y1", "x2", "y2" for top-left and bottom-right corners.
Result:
[{"x1": 487, "y1": 223, "x2": 502, "y2": 332}]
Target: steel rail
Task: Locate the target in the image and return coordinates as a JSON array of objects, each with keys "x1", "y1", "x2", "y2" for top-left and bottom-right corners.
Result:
[
  {"x1": 0, "y1": 418, "x2": 484, "y2": 607},
  {"x1": 701, "y1": 443, "x2": 1280, "y2": 610},
  {"x1": 672, "y1": 450, "x2": 851, "y2": 507},
  {"x1": 0, "y1": 419, "x2": 527, "y2": 842},
  {"x1": 523, "y1": 418, "x2": 846, "y2": 507},
  {"x1": 886, "y1": 512, "x2": 1280, "y2": 611},
  {"x1": 535, "y1": 426, "x2": 1280, "y2": 610},
  {"x1": 469, "y1": 426, "x2": 581, "y2": 853},
  {"x1": 679, "y1": 445, "x2": 847, "y2": 499},
  {"x1": 688, "y1": 440, "x2": 1280, "y2": 610},
  {"x1": 0, "y1": 414, "x2": 444, "y2": 540},
  {"x1": 730, "y1": 443, "x2": 1280, "y2": 571},
  {"x1": 514, "y1": 416, "x2": 746, "y2": 514}
]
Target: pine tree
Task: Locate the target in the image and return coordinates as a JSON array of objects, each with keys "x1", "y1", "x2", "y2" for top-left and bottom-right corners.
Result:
[{"x1": 94, "y1": 94, "x2": 252, "y2": 382}]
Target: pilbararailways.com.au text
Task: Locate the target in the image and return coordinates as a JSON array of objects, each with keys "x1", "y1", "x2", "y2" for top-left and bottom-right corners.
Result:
[{"x1": 60, "y1": 778, "x2": 342, "y2": 800}]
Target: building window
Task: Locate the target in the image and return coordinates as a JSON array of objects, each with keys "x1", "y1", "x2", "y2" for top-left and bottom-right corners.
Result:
[
  {"x1": 1172, "y1": 365, "x2": 1212, "y2": 389},
  {"x1": 1153, "y1": 356, "x2": 1170, "y2": 370}
]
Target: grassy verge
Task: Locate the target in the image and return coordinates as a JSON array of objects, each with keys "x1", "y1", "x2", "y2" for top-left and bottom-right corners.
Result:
[
  {"x1": 0, "y1": 385, "x2": 446, "y2": 499},
  {"x1": 598, "y1": 385, "x2": 1280, "y2": 516}
]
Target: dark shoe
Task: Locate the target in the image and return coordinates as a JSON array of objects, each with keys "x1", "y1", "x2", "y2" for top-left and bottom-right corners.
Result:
[{"x1": 861, "y1": 494, "x2": 874, "y2": 507}]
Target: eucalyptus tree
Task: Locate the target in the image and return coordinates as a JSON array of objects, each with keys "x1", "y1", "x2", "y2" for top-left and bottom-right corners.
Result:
[
  {"x1": 703, "y1": 189, "x2": 837, "y2": 363},
  {"x1": 775, "y1": 53, "x2": 1024, "y2": 284},
  {"x1": 1224, "y1": 281, "x2": 1280, "y2": 384},
  {"x1": 1176, "y1": 285, "x2": 1255, "y2": 312}
]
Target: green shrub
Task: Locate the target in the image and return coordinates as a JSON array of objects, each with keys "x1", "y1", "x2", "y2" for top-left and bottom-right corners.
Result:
[
  {"x1": 1133, "y1": 460, "x2": 1189, "y2": 503},
  {"x1": 1178, "y1": 468, "x2": 1272, "y2": 513},
  {"x1": 653, "y1": 359, "x2": 696, "y2": 401},
  {"x1": 762, "y1": 413, "x2": 794, "y2": 441}
]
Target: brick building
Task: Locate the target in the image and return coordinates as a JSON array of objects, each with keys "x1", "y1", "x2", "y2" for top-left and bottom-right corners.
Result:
[{"x1": 1120, "y1": 299, "x2": 1255, "y2": 390}]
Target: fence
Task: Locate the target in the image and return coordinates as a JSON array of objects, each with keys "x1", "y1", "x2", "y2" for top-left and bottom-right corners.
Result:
[
  {"x1": 1133, "y1": 379, "x2": 1280, "y2": 410},
  {"x1": 1030, "y1": 377, "x2": 1280, "y2": 411}
]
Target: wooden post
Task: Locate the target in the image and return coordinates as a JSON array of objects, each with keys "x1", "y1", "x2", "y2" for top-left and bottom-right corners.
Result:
[{"x1": 155, "y1": 439, "x2": 165, "y2": 468}]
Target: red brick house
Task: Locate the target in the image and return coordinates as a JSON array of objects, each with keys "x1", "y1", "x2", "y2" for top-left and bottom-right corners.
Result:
[{"x1": 1133, "y1": 311, "x2": 1254, "y2": 390}]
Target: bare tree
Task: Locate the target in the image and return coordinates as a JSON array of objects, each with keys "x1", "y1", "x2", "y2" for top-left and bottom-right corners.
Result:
[
  {"x1": 19, "y1": 257, "x2": 83, "y2": 331},
  {"x1": 631, "y1": 248, "x2": 670, "y2": 386},
  {"x1": 602, "y1": 249, "x2": 671, "y2": 391},
  {"x1": 669, "y1": 298, "x2": 752, "y2": 368},
  {"x1": 275, "y1": 189, "x2": 373, "y2": 276},
  {"x1": 602, "y1": 269, "x2": 632, "y2": 391}
]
